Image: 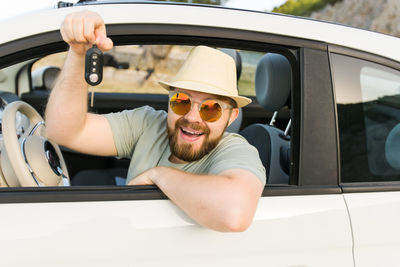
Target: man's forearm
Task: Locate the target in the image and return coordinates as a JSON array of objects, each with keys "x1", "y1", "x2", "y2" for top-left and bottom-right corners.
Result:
[
  {"x1": 131, "y1": 166, "x2": 263, "y2": 232},
  {"x1": 45, "y1": 49, "x2": 89, "y2": 146}
]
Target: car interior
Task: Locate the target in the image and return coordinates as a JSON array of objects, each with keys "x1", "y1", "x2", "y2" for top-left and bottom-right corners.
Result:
[{"x1": 0, "y1": 43, "x2": 295, "y2": 188}]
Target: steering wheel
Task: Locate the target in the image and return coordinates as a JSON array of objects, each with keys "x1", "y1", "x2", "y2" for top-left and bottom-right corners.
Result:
[{"x1": 1, "y1": 101, "x2": 70, "y2": 187}]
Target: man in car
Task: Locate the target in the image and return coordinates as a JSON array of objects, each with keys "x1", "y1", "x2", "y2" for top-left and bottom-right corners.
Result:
[{"x1": 45, "y1": 11, "x2": 265, "y2": 232}]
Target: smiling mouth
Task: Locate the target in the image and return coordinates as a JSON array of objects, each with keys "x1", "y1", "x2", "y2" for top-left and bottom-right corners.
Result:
[{"x1": 181, "y1": 127, "x2": 204, "y2": 137}]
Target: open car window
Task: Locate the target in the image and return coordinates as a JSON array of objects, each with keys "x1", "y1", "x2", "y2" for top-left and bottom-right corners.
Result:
[{"x1": 25, "y1": 44, "x2": 293, "y2": 189}]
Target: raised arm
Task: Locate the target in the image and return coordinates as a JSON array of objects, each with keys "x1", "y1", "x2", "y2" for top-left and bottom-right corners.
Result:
[{"x1": 45, "y1": 11, "x2": 117, "y2": 156}]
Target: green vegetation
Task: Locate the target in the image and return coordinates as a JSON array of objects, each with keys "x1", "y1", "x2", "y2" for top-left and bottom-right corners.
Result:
[{"x1": 272, "y1": 0, "x2": 342, "y2": 16}]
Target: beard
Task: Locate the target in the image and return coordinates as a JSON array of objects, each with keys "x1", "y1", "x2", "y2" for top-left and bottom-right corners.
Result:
[{"x1": 167, "y1": 117, "x2": 226, "y2": 162}]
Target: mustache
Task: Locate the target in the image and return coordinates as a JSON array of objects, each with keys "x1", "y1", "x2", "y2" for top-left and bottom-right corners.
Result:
[{"x1": 175, "y1": 117, "x2": 210, "y2": 135}]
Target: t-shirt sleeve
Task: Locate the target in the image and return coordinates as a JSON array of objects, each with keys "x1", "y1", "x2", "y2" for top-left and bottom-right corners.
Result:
[
  {"x1": 104, "y1": 106, "x2": 165, "y2": 158},
  {"x1": 208, "y1": 134, "x2": 266, "y2": 185}
]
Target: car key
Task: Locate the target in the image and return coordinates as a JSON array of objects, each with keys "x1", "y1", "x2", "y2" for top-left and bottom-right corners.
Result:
[
  {"x1": 85, "y1": 44, "x2": 103, "y2": 86},
  {"x1": 85, "y1": 44, "x2": 103, "y2": 107}
]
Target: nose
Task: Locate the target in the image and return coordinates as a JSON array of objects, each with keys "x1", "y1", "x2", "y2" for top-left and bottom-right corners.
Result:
[{"x1": 183, "y1": 102, "x2": 203, "y2": 123}]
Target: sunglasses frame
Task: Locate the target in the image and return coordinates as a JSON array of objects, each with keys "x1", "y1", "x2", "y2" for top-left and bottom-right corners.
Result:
[{"x1": 169, "y1": 90, "x2": 232, "y2": 122}]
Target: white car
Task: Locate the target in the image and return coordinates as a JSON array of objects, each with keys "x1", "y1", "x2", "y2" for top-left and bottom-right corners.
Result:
[{"x1": 0, "y1": 1, "x2": 399, "y2": 266}]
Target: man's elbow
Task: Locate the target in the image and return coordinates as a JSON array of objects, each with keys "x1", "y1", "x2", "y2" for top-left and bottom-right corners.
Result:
[
  {"x1": 220, "y1": 210, "x2": 254, "y2": 232},
  {"x1": 224, "y1": 221, "x2": 251, "y2": 233}
]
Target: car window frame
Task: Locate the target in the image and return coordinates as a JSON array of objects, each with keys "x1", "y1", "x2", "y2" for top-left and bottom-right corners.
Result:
[{"x1": 0, "y1": 23, "x2": 345, "y2": 203}]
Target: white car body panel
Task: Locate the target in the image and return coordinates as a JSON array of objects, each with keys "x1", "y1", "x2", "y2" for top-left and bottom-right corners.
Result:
[
  {"x1": 344, "y1": 191, "x2": 400, "y2": 267},
  {"x1": 0, "y1": 194, "x2": 353, "y2": 267},
  {"x1": 1, "y1": 4, "x2": 399, "y2": 62}
]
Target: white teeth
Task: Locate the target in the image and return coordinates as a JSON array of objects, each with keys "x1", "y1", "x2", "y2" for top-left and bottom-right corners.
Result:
[{"x1": 182, "y1": 128, "x2": 202, "y2": 135}]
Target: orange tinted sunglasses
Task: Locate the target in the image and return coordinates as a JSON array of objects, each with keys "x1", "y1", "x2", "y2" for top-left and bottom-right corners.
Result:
[{"x1": 169, "y1": 91, "x2": 232, "y2": 122}]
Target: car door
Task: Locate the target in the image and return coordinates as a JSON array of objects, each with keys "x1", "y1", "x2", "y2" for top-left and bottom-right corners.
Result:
[
  {"x1": 331, "y1": 51, "x2": 400, "y2": 267},
  {"x1": 0, "y1": 49, "x2": 353, "y2": 267},
  {"x1": 0, "y1": 13, "x2": 354, "y2": 266},
  {"x1": 0, "y1": 190, "x2": 352, "y2": 267}
]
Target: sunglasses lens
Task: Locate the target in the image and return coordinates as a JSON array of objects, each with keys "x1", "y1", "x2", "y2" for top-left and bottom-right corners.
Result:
[
  {"x1": 200, "y1": 100, "x2": 222, "y2": 122},
  {"x1": 170, "y1": 92, "x2": 191, "y2": 115}
]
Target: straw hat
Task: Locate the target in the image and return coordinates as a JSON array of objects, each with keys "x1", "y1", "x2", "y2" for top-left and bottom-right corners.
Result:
[{"x1": 159, "y1": 46, "x2": 252, "y2": 108}]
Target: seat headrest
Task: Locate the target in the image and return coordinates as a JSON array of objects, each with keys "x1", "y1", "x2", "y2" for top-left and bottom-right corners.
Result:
[
  {"x1": 219, "y1": 48, "x2": 242, "y2": 81},
  {"x1": 385, "y1": 123, "x2": 400, "y2": 170},
  {"x1": 255, "y1": 53, "x2": 292, "y2": 111}
]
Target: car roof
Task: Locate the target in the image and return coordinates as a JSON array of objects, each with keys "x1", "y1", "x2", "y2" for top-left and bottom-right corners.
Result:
[{"x1": 1, "y1": 2, "x2": 399, "y2": 62}]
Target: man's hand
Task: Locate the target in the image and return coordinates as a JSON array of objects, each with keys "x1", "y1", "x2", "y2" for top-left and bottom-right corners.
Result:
[
  {"x1": 128, "y1": 168, "x2": 158, "y2": 186},
  {"x1": 60, "y1": 10, "x2": 114, "y2": 55}
]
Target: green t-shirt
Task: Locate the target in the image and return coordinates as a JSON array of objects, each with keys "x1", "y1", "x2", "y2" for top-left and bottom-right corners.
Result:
[{"x1": 104, "y1": 106, "x2": 266, "y2": 185}]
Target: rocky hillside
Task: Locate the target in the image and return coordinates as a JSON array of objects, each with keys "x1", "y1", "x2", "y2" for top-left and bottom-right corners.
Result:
[{"x1": 310, "y1": 0, "x2": 400, "y2": 37}]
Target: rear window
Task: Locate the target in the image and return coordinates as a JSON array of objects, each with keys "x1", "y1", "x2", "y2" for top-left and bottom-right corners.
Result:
[{"x1": 332, "y1": 53, "x2": 400, "y2": 183}]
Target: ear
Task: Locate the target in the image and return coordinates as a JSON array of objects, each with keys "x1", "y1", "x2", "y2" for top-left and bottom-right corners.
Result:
[{"x1": 227, "y1": 108, "x2": 239, "y2": 126}]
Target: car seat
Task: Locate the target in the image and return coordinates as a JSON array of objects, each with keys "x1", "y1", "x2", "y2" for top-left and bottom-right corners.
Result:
[
  {"x1": 385, "y1": 123, "x2": 400, "y2": 170},
  {"x1": 240, "y1": 53, "x2": 292, "y2": 184}
]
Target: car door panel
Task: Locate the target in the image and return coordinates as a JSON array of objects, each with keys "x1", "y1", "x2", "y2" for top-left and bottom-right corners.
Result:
[
  {"x1": 344, "y1": 191, "x2": 400, "y2": 267},
  {"x1": 0, "y1": 193, "x2": 353, "y2": 267}
]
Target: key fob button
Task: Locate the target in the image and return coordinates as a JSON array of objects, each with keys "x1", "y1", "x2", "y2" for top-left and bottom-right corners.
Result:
[{"x1": 89, "y1": 73, "x2": 99, "y2": 83}]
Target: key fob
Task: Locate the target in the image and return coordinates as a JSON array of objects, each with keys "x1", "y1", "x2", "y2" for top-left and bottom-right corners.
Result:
[{"x1": 85, "y1": 45, "x2": 103, "y2": 86}]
